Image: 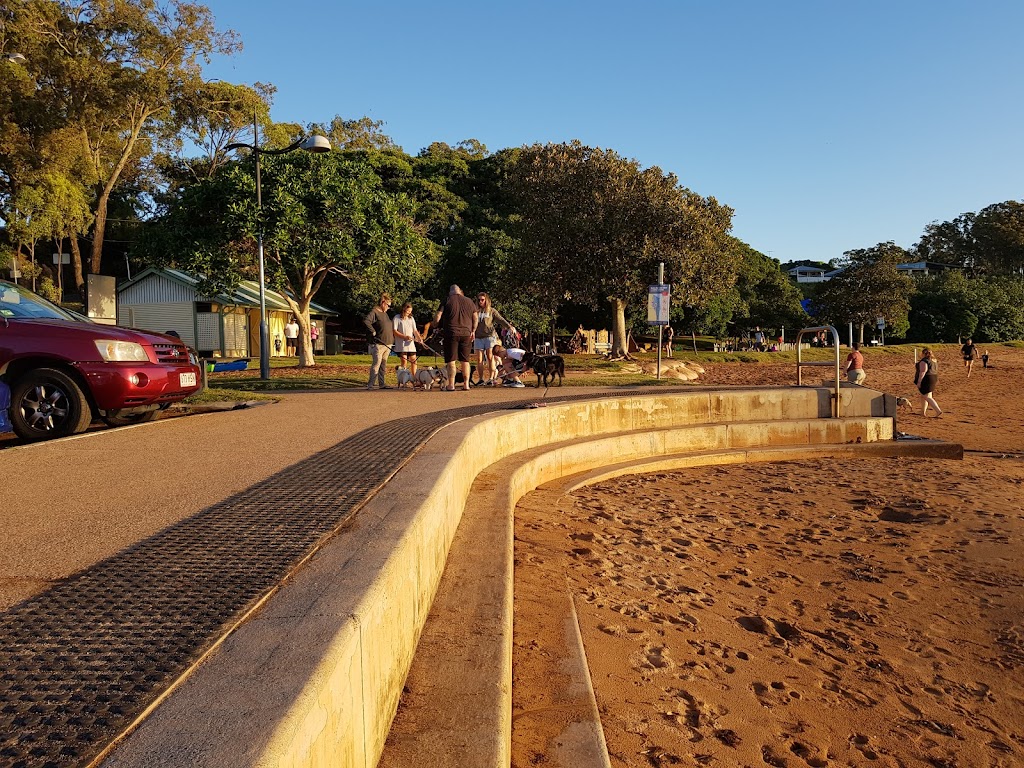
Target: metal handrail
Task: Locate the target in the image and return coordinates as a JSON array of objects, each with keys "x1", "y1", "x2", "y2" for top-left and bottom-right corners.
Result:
[{"x1": 795, "y1": 325, "x2": 841, "y2": 418}]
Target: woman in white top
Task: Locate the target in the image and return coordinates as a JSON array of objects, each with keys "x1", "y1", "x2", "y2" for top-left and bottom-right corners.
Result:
[{"x1": 392, "y1": 302, "x2": 422, "y2": 377}]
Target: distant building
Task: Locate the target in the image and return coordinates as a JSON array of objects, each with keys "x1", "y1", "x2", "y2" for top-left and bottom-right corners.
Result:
[
  {"x1": 785, "y1": 260, "x2": 955, "y2": 284},
  {"x1": 784, "y1": 265, "x2": 830, "y2": 283},
  {"x1": 895, "y1": 261, "x2": 954, "y2": 277},
  {"x1": 117, "y1": 267, "x2": 336, "y2": 358}
]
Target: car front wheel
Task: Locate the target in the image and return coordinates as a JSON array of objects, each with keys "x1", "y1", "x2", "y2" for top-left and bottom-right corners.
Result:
[{"x1": 11, "y1": 368, "x2": 94, "y2": 441}]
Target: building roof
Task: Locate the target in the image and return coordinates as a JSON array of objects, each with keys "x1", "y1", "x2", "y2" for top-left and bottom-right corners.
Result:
[{"x1": 118, "y1": 267, "x2": 337, "y2": 315}]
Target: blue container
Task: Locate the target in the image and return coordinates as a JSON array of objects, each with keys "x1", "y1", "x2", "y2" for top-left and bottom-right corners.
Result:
[
  {"x1": 0, "y1": 381, "x2": 11, "y2": 434},
  {"x1": 212, "y1": 359, "x2": 249, "y2": 373}
]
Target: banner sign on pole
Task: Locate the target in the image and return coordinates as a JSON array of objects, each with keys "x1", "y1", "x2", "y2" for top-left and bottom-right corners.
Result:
[{"x1": 647, "y1": 284, "x2": 670, "y2": 325}]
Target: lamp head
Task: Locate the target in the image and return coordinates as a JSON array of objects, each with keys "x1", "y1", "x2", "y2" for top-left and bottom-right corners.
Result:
[{"x1": 300, "y1": 135, "x2": 332, "y2": 153}]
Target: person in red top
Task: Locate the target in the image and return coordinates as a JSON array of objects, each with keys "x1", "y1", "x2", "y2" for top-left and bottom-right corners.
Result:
[{"x1": 844, "y1": 342, "x2": 866, "y2": 384}]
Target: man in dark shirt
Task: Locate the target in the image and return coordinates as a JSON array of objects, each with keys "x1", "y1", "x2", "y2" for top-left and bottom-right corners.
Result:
[
  {"x1": 435, "y1": 285, "x2": 478, "y2": 391},
  {"x1": 363, "y1": 294, "x2": 394, "y2": 389},
  {"x1": 961, "y1": 338, "x2": 978, "y2": 379}
]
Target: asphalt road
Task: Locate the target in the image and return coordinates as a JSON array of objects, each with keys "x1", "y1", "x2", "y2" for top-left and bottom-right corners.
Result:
[{"x1": 0, "y1": 385, "x2": 563, "y2": 611}]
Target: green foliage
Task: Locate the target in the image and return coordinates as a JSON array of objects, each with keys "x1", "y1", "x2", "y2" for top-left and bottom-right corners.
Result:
[
  {"x1": 908, "y1": 271, "x2": 1024, "y2": 342},
  {"x1": 813, "y1": 242, "x2": 915, "y2": 340},
  {"x1": 137, "y1": 148, "x2": 434, "y2": 320},
  {"x1": 502, "y1": 141, "x2": 736, "y2": 355},
  {"x1": 36, "y1": 275, "x2": 59, "y2": 301},
  {"x1": 914, "y1": 200, "x2": 1024, "y2": 277},
  {"x1": 709, "y1": 240, "x2": 807, "y2": 335}
]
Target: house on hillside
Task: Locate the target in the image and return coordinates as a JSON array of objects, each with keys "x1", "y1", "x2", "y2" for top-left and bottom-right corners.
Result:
[
  {"x1": 116, "y1": 268, "x2": 337, "y2": 358},
  {"x1": 895, "y1": 261, "x2": 955, "y2": 278},
  {"x1": 784, "y1": 264, "x2": 830, "y2": 283}
]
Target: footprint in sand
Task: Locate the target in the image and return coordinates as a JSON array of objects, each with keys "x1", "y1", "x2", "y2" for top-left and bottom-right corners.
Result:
[
  {"x1": 640, "y1": 644, "x2": 673, "y2": 670},
  {"x1": 850, "y1": 733, "x2": 879, "y2": 760}
]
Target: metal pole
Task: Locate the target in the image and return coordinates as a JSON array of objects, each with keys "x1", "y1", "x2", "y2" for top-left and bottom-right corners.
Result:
[
  {"x1": 254, "y1": 111, "x2": 270, "y2": 381},
  {"x1": 656, "y1": 262, "x2": 664, "y2": 379}
]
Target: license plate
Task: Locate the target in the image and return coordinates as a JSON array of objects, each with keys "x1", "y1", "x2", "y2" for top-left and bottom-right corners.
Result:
[{"x1": 180, "y1": 372, "x2": 197, "y2": 387}]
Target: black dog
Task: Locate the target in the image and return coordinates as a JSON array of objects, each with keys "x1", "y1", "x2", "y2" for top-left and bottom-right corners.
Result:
[{"x1": 522, "y1": 352, "x2": 565, "y2": 387}]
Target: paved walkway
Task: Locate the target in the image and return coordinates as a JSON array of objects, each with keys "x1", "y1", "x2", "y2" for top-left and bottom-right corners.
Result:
[{"x1": 0, "y1": 385, "x2": 645, "y2": 767}]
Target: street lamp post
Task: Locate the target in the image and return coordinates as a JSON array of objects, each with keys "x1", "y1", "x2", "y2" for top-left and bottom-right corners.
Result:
[
  {"x1": 226, "y1": 114, "x2": 331, "y2": 380},
  {"x1": 3, "y1": 53, "x2": 26, "y2": 284}
]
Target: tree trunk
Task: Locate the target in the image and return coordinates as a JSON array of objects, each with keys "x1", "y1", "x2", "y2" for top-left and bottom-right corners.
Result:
[
  {"x1": 69, "y1": 237, "x2": 85, "y2": 293},
  {"x1": 296, "y1": 309, "x2": 315, "y2": 367},
  {"x1": 90, "y1": 190, "x2": 109, "y2": 274},
  {"x1": 609, "y1": 297, "x2": 630, "y2": 358}
]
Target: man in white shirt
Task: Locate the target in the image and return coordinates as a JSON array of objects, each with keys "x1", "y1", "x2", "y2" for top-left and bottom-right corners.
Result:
[{"x1": 284, "y1": 316, "x2": 299, "y2": 356}]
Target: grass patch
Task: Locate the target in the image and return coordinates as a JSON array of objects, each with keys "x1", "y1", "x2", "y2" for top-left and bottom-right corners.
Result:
[{"x1": 182, "y1": 387, "x2": 279, "y2": 404}]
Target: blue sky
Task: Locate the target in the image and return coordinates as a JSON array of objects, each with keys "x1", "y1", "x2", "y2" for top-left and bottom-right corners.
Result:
[{"x1": 204, "y1": 1, "x2": 1023, "y2": 265}]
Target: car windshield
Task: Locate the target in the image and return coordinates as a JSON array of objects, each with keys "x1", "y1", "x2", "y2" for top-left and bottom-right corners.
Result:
[{"x1": 0, "y1": 282, "x2": 81, "y2": 321}]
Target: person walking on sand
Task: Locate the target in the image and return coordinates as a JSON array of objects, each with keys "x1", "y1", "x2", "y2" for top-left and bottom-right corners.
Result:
[
  {"x1": 961, "y1": 338, "x2": 979, "y2": 378},
  {"x1": 664, "y1": 326, "x2": 674, "y2": 358},
  {"x1": 363, "y1": 294, "x2": 394, "y2": 390},
  {"x1": 914, "y1": 347, "x2": 942, "y2": 417},
  {"x1": 435, "y1": 285, "x2": 478, "y2": 391},
  {"x1": 844, "y1": 342, "x2": 866, "y2": 385}
]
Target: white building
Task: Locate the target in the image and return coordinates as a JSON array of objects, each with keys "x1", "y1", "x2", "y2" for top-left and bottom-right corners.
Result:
[{"x1": 117, "y1": 268, "x2": 336, "y2": 358}]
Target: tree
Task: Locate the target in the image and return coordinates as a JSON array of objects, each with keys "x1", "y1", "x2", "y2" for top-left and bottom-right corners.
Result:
[
  {"x1": 813, "y1": 242, "x2": 916, "y2": 342},
  {"x1": 913, "y1": 200, "x2": 1024, "y2": 277},
  {"x1": 729, "y1": 240, "x2": 807, "y2": 334},
  {"x1": 907, "y1": 271, "x2": 978, "y2": 342},
  {"x1": 504, "y1": 142, "x2": 736, "y2": 357},
  {"x1": 972, "y1": 201, "x2": 1024, "y2": 277},
  {"x1": 11, "y1": 0, "x2": 239, "y2": 278},
  {"x1": 157, "y1": 79, "x2": 273, "y2": 186},
  {"x1": 138, "y1": 150, "x2": 433, "y2": 367},
  {"x1": 914, "y1": 212, "x2": 977, "y2": 272},
  {"x1": 313, "y1": 116, "x2": 399, "y2": 152}
]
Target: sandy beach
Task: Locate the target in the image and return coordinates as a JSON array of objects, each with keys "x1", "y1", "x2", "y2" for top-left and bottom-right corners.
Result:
[{"x1": 513, "y1": 345, "x2": 1024, "y2": 767}]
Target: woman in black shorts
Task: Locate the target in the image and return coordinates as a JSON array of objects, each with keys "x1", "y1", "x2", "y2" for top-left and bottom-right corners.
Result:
[{"x1": 914, "y1": 347, "x2": 942, "y2": 417}]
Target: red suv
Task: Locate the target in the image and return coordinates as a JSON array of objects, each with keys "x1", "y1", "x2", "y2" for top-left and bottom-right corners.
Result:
[{"x1": 0, "y1": 280, "x2": 202, "y2": 441}]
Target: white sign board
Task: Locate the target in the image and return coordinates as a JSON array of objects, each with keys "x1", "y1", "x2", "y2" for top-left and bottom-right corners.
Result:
[
  {"x1": 647, "y1": 284, "x2": 671, "y2": 325},
  {"x1": 876, "y1": 317, "x2": 886, "y2": 329}
]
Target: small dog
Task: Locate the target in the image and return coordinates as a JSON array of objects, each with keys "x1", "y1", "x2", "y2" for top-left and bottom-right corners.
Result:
[
  {"x1": 896, "y1": 396, "x2": 914, "y2": 409},
  {"x1": 416, "y1": 366, "x2": 447, "y2": 391},
  {"x1": 396, "y1": 366, "x2": 414, "y2": 389},
  {"x1": 521, "y1": 352, "x2": 565, "y2": 387}
]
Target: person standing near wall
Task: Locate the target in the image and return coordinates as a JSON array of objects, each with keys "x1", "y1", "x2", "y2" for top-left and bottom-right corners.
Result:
[
  {"x1": 363, "y1": 294, "x2": 394, "y2": 390},
  {"x1": 392, "y1": 302, "x2": 422, "y2": 378},
  {"x1": 473, "y1": 292, "x2": 515, "y2": 385},
  {"x1": 435, "y1": 285, "x2": 478, "y2": 391}
]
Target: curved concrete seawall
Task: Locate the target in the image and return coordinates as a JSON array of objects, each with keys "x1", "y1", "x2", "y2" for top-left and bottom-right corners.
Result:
[{"x1": 102, "y1": 387, "x2": 911, "y2": 768}]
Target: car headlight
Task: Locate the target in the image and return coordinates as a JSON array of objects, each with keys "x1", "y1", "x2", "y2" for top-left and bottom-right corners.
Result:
[
  {"x1": 188, "y1": 348, "x2": 199, "y2": 366},
  {"x1": 94, "y1": 340, "x2": 150, "y2": 362}
]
